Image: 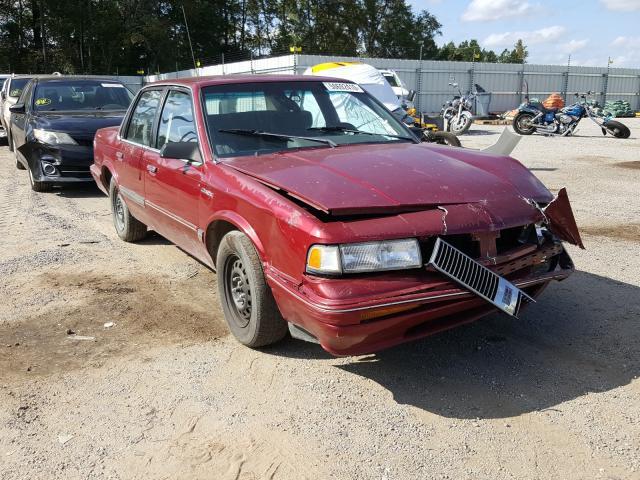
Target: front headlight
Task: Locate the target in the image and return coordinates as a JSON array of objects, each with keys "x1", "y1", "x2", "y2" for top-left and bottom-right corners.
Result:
[
  {"x1": 33, "y1": 129, "x2": 78, "y2": 145},
  {"x1": 306, "y1": 239, "x2": 422, "y2": 275}
]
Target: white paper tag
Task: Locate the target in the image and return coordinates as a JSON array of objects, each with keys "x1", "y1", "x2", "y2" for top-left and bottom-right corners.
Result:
[
  {"x1": 323, "y1": 82, "x2": 364, "y2": 93},
  {"x1": 101, "y1": 83, "x2": 125, "y2": 88}
]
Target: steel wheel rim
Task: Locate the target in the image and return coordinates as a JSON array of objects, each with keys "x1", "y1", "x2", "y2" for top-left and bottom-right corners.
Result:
[
  {"x1": 114, "y1": 192, "x2": 126, "y2": 232},
  {"x1": 224, "y1": 255, "x2": 252, "y2": 328}
]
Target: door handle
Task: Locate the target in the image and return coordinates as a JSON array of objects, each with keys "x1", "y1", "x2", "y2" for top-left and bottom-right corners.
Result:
[
  {"x1": 200, "y1": 187, "x2": 214, "y2": 198},
  {"x1": 115, "y1": 151, "x2": 124, "y2": 161},
  {"x1": 147, "y1": 164, "x2": 158, "y2": 174}
]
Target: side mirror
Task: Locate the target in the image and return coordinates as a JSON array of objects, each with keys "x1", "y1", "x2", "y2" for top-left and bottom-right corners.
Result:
[
  {"x1": 160, "y1": 141, "x2": 202, "y2": 164},
  {"x1": 407, "y1": 90, "x2": 417, "y2": 103},
  {"x1": 9, "y1": 103, "x2": 25, "y2": 114}
]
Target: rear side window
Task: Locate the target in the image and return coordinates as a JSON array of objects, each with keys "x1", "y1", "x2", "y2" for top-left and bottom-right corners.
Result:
[
  {"x1": 125, "y1": 90, "x2": 162, "y2": 146},
  {"x1": 157, "y1": 90, "x2": 197, "y2": 148}
]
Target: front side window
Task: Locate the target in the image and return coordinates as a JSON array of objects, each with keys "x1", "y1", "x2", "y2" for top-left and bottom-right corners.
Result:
[
  {"x1": 9, "y1": 78, "x2": 32, "y2": 98},
  {"x1": 125, "y1": 89, "x2": 162, "y2": 146},
  {"x1": 382, "y1": 73, "x2": 399, "y2": 87},
  {"x1": 33, "y1": 80, "x2": 133, "y2": 112},
  {"x1": 157, "y1": 90, "x2": 197, "y2": 148},
  {"x1": 202, "y1": 81, "x2": 413, "y2": 158}
]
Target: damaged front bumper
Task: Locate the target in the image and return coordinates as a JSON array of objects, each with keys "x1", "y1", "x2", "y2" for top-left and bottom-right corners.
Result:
[
  {"x1": 18, "y1": 141, "x2": 95, "y2": 184},
  {"x1": 268, "y1": 240, "x2": 574, "y2": 356}
]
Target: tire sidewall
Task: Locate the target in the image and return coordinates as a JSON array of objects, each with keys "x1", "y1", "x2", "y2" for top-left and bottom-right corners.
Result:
[
  {"x1": 109, "y1": 180, "x2": 130, "y2": 239},
  {"x1": 216, "y1": 232, "x2": 265, "y2": 345}
]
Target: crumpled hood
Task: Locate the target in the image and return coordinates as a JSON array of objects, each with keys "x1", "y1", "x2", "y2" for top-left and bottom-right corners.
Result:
[
  {"x1": 221, "y1": 142, "x2": 553, "y2": 216},
  {"x1": 35, "y1": 111, "x2": 126, "y2": 135}
]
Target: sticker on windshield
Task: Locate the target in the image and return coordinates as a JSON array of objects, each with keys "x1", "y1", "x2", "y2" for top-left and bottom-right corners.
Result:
[
  {"x1": 101, "y1": 83, "x2": 125, "y2": 88},
  {"x1": 35, "y1": 98, "x2": 51, "y2": 106},
  {"x1": 323, "y1": 82, "x2": 364, "y2": 93},
  {"x1": 9, "y1": 89, "x2": 22, "y2": 97}
]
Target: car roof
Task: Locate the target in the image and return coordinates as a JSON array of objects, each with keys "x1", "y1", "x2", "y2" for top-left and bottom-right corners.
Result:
[
  {"x1": 147, "y1": 74, "x2": 357, "y2": 88},
  {"x1": 33, "y1": 76, "x2": 126, "y2": 83}
]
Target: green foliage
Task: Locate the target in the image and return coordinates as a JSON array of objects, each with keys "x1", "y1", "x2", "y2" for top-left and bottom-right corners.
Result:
[{"x1": 0, "y1": 0, "x2": 528, "y2": 74}]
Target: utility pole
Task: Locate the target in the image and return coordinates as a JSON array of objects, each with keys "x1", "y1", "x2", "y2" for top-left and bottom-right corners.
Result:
[{"x1": 182, "y1": 5, "x2": 198, "y2": 74}]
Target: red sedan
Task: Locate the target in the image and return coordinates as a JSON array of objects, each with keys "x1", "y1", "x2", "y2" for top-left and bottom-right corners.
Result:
[{"x1": 91, "y1": 75, "x2": 582, "y2": 356}]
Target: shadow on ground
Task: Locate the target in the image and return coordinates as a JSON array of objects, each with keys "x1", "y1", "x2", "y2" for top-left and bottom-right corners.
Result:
[
  {"x1": 54, "y1": 183, "x2": 104, "y2": 198},
  {"x1": 274, "y1": 271, "x2": 639, "y2": 419}
]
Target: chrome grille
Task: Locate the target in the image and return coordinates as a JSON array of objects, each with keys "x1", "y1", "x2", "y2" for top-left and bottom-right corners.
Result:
[{"x1": 428, "y1": 237, "x2": 533, "y2": 317}]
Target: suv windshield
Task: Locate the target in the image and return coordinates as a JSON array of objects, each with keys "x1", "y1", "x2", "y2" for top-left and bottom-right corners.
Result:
[
  {"x1": 8, "y1": 78, "x2": 32, "y2": 98},
  {"x1": 33, "y1": 80, "x2": 134, "y2": 111},
  {"x1": 202, "y1": 81, "x2": 415, "y2": 158}
]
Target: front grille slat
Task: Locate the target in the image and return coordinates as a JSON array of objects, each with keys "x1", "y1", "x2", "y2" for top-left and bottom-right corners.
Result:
[{"x1": 428, "y1": 238, "x2": 534, "y2": 317}]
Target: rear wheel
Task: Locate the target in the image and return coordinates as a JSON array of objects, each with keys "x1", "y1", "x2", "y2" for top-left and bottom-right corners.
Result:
[
  {"x1": 217, "y1": 231, "x2": 287, "y2": 348},
  {"x1": 109, "y1": 180, "x2": 147, "y2": 242},
  {"x1": 603, "y1": 120, "x2": 630, "y2": 139},
  {"x1": 513, "y1": 112, "x2": 536, "y2": 135}
]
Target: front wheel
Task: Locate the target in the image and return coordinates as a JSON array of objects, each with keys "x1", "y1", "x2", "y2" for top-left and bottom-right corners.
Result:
[
  {"x1": 217, "y1": 231, "x2": 287, "y2": 348},
  {"x1": 603, "y1": 120, "x2": 630, "y2": 139},
  {"x1": 109, "y1": 180, "x2": 147, "y2": 242},
  {"x1": 27, "y1": 162, "x2": 52, "y2": 192},
  {"x1": 449, "y1": 111, "x2": 473, "y2": 135},
  {"x1": 513, "y1": 112, "x2": 536, "y2": 135}
]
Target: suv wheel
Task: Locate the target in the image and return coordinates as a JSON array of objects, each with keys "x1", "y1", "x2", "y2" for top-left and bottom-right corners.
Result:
[
  {"x1": 217, "y1": 231, "x2": 287, "y2": 348},
  {"x1": 109, "y1": 180, "x2": 147, "y2": 242}
]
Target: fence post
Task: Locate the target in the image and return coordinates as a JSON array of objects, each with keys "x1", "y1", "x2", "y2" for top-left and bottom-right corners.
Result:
[
  {"x1": 602, "y1": 72, "x2": 609, "y2": 106},
  {"x1": 415, "y1": 63, "x2": 423, "y2": 113}
]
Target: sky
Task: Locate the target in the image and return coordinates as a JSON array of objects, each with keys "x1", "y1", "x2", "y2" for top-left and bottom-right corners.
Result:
[{"x1": 407, "y1": 0, "x2": 640, "y2": 68}]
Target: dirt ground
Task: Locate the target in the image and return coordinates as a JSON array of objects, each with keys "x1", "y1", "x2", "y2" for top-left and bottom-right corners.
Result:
[{"x1": 1, "y1": 119, "x2": 639, "y2": 480}]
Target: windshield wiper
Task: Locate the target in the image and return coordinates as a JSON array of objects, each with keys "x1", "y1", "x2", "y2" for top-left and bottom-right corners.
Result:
[
  {"x1": 307, "y1": 126, "x2": 416, "y2": 142},
  {"x1": 219, "y1": 128, "x2": 336, "y2": 148}
]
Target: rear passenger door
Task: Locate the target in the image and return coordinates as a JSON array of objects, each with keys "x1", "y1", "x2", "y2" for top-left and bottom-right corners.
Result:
[
  {"x1": 143, "y1": 88, "x2": 203, "y2": 254},
  {"x1": 117, "y1": 89, "x2": 163, "y2": 209}
]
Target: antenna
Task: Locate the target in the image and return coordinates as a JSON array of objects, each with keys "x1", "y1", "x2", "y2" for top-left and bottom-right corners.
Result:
[{"x1": 181, "y1": 5, "x2": 198, "y2": 75}]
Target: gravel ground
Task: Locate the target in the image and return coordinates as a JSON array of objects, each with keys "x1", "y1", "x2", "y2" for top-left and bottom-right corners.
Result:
[{"x1": 0, "y1": 119, "x2": 639, "y2": 480}]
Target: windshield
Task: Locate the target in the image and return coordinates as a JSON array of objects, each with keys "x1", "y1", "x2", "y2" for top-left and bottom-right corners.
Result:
[
  {"x1": 33, "y1": 80, "x2": 134, "y2": 111},
  {"x1": 202, "y1": 81, "x2": 414, "y2": 158},
  {"x1": 382, "y1": 73, "x2": 399, "y2": 87},
  {"x1": 9, "y1": 78, "x2": 32, "y2": 98}
]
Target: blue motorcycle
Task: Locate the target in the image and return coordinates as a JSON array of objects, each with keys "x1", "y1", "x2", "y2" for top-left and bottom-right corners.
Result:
[{"x1": 513, "y1": 91, "x2": 631, "y2": 139}]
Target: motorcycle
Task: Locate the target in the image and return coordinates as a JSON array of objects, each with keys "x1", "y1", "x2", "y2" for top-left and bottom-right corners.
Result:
[
  {"x1": 513, "y1": 91, "x2": 631, "y2": 139},
  {"x1": 441, "y1": 81, "x2": 475, "y2": 135}
]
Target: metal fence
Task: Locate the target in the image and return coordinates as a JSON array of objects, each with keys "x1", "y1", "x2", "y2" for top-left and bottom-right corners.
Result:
[{"x1": 146, "y1": 54, "x2": 640, "y2": 114}]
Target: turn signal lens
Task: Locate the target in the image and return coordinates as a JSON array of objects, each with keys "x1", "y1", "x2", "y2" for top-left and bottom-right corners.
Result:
[{"x1": 306, "y1": 245, "x2": 341, "y2": 274}]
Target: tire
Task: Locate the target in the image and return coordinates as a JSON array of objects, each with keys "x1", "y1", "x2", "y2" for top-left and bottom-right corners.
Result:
[
  {"x1": 449, "y1": 111, "x2": 472, "y2": 135},
  {"x1": 16, "y1": 158, "x2": 25, "y2": 170},
  {"x1": 603, "y1": 120, "x2": 630, "y2": 139},
  {"x1": 8, "y1": 132, "x2": 14, "y2": 152},
  {"x1": 26, "y1": 161, "x2": 53, "y2": 192},
  {"x1": 427, "y1": 131, "x2": 461, "y2": 147},
  {"x1": 109, "y1": 180, "x2": 147, "y2": 242},
  {"x1": 216, "y1": 231, "x2": 287, "y2": 348},
  {"x1": 513, "y1": 112, "x2": 536, "y2": 135}
]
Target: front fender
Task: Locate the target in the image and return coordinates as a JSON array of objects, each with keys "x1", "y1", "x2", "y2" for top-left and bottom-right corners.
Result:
[{"x1": 203, "y1": 210, "x2": 267, "y2": 264}]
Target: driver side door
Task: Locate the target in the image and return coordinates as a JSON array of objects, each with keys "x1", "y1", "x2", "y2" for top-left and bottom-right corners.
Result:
[{"x1": 143, "y1": 88, "x2": 204, "y2": 256}]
